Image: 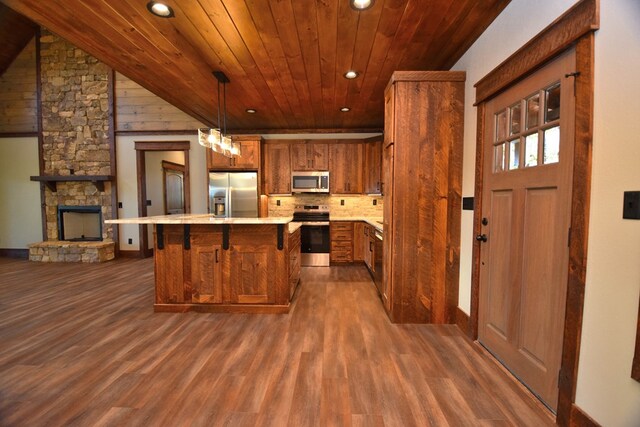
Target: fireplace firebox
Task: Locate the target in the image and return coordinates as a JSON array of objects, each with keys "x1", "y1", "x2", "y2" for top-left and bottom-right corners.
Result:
[{"x1": 57, "y1": 205, "x2": 103, "y2": 241}]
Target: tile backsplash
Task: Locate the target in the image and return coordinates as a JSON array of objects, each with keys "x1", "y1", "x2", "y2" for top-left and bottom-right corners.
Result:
[{"x1": 267, "y1": 194, "x2": 383, "y2": 217}]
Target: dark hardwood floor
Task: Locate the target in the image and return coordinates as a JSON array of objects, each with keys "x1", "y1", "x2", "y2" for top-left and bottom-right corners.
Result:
[{"x1": 0, "y1": 257, "x2": 554, "y2": 426}]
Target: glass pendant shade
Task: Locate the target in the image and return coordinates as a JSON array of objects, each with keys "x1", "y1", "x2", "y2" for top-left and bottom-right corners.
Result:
[{"x1": 230, "y1": 142, "x2": 241, "y2": 157}]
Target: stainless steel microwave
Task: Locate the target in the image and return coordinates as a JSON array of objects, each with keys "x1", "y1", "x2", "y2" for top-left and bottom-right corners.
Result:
[{"x1": 291, "y1": 171, "x2": 330, "y2": 193}]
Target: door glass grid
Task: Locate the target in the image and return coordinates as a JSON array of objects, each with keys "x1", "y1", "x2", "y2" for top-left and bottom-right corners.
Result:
[{"x1": 493, "y1": 81, "x2": 561, "y2": 173}]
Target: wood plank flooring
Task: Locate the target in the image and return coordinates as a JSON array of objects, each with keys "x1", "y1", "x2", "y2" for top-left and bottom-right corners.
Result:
[{"x1": 0, "y1": 257, "x2": 554, "y2": 426}]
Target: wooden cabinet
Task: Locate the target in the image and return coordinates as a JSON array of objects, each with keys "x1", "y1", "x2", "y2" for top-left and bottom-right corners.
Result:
[
  {"x1": 190, "y1": 231, "x2": 223, "y2": 303},
  {"x1": 290, "y1": 141, "x2": 329, "y2": 171},
  {"x1": 288, "y1": 227, "x2": 301, "y2": 298},
  {"x1": 383, "y1": 71, "x2": 465, "y2": 324},
  {"x1": 330, "y1": 221, "x2": 354, "y2": 263},
  {"x1": 226, "y1": 245, "x2": 275, "y2": 304},
  {"x1": 363, "y1": 140, "x2": 383, "y2": 194},
  {"x1": 353, "y1": 222, "x2": 365, "y2": 262},
  {"x1": 263, "y1": 143, "x2": 291, "y2": 195},
  {"x1": 208, "y1": 137, "x2": 260, "y2": 170},
  {"x1": 364, "y1": 224, "x2": 375, "y2": 271},
  {"x1": 153, "y1": 224, "x2": 296, "y2": 313},
  {"x1": 330, "y1": 142, "x2": 363, "y2": 194}
]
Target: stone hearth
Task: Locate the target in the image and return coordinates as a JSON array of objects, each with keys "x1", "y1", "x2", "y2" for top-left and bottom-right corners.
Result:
[{"x1": 29, "y1": 240, "x2": 114, "y2": 263}]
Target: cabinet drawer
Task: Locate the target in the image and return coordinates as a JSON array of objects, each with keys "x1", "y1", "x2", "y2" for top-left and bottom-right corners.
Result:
[
  {"x1": 331, "y1": 241, "x2": 352, "y2": 250},
  {"x1": 331, "y1": 222, "x2": 353, "y2": 232},
  {"x1": 331, "y1": 230, "x2": 353, "y2": 241},
  {"x1": 331, "y1": 251, "x2": 353, "y2": 262}
]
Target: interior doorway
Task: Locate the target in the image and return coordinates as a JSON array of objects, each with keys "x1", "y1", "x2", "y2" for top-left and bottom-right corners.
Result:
[{"x1": 135, "y1": 141, "x2": 191, "y2": 257}]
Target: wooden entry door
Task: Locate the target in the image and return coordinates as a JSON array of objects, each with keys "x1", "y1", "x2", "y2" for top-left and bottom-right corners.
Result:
[{"x1": 478, "y1": 49, "x2": 576, "y2": 411}]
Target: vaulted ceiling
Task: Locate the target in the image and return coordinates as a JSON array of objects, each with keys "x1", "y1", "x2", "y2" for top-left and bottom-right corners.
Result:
[
  {"x1": 0, "y1": 3, "x2": 36, "y2": 76},
  {"x1": 0, "y1": 0, "x2": 510, "y2": 132}
]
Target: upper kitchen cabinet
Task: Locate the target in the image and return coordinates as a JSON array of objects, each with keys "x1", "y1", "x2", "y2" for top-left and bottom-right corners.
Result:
[
  {"x1": 363, "y1": 138, "x2": 383, "y2": 194},
  {"x1": 330, "y1": 142, "x2": 363, "y2": 194},
  {"x1": 383, "y1": 71, "x2": 465, "y2": 324},
  {"x1": 208, "y1": 136, "x2": 261, "y2": 170},
  {"x1": 263, "y1": 142, "x2": 291, "y2": 195},
  {"x1": 290, "y1": 141, "x2": 330, "y2": 171}
]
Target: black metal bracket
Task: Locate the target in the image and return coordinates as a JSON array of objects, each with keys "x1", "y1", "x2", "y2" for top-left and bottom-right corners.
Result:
[
  {"x1": 184, "y1": 224, "x2": 190, "y2": 250},
  {"x1": 277, "y1": 224, "x2": 284, "y2": 250},
  {"x1": 157, "y1": 224, "x2": 164, "y2": 250},
  {"x1": 222, "y1": 224, "x2": 230, "y2": 250}
]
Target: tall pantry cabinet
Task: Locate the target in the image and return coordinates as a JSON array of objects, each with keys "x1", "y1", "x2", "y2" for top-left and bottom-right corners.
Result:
[{"x1": 382, "y1": 71, "x2": 465, "y2": 324}]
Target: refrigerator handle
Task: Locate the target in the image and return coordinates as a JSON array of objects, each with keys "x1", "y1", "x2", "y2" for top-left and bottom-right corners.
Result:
[{"x1": 226, "y1": 184, "x2": 231, "y2": 218}]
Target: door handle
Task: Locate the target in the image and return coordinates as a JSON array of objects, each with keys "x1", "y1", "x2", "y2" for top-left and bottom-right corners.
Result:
[
  {"x1": 215, "y1": 249, "x2": 219, "y2": 263},
  {"x1": 476, "y1": 234, "x2": 488, "y2": 243}
]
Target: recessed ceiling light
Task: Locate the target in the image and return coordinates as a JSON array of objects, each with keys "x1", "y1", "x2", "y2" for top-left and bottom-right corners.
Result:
[
  {"x1": 146, "y1": 1, "x2": 174, "y2": 18},
  {"x1": 350, "y1": 0, "x2": 375, "y2": 11},
  {"x1": 340, "y1": 107, "x2": 351, "y2": 112},
  {"x1": 246, "y1": 108, "x2": 257, "y2": 114},
  {"x1": 344, "y1": 70, "x2": 359, "y2": 79}
]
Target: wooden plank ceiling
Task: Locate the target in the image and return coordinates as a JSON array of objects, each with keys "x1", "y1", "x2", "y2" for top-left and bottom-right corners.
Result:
[{"x1": 0, "y1": 0, "x2": 510, "y2": 132}]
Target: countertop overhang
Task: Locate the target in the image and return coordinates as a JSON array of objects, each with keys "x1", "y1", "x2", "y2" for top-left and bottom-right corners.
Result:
[{"x1": 105, "y1": 214, "x2": 293, "y2": 225}]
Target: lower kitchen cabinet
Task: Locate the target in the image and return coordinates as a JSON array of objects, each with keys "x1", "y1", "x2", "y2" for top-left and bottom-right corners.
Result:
[
  {"x1": 353, "y1": 222, "x2": 365, "y2": 262},
  {"x1": 330, "y1": 221, "x2": 354, "y2": 263},
  {"x1": 154, "y1": 224, "x2": 295, "y2": 313},
  {"x1": 288, "y1": 227, "x2": 301, "y2": 298}
]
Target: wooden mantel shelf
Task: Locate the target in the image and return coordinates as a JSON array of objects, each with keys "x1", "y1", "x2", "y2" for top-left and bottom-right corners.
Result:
[{"x1": 30, "y1": 175, "x2": 114, "y2": 192}]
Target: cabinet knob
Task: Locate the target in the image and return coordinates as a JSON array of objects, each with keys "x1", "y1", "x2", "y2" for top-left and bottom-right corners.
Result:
[{"x1": 476, "y1": 234, "x2": 488, "y2": 243}]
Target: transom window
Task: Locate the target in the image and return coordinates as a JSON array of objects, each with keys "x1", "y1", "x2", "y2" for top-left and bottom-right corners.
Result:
[{"x1": 493, "y1": 82, "x2": 561, "y2": 173}]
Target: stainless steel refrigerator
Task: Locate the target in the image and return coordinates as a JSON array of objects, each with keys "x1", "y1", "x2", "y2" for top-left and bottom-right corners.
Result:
[{"x1": 208, "y1": 172, "x2": 258, "y2": 218}]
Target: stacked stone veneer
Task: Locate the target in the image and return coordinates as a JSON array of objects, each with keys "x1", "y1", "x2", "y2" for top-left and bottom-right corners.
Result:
[{"x1": 30, "y1": 29, "x2": 114, "y2": 262}]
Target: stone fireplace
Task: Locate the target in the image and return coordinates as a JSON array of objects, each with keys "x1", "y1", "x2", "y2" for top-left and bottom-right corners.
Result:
[{"x1": 28, "y1": 30, "x2": 115, "y2": 263}]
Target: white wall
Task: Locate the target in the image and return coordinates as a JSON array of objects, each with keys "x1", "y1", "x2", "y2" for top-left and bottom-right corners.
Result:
[
  {"x1": 115, "y1": 134, "x2": 208, "y2": 250},
  {"x1": 576, "y1": 0, "x2": 640, "y2": 424},
  {"x1": 0, "y1": 137, "x2": 42, "y2": 249},
  {"x1": 452, "y1": 0, "x2": 640, "y2": 425}
]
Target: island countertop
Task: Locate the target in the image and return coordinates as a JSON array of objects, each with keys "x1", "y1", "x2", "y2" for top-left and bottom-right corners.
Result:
[{"x1": 105, "y1": 214, "x2": 293, "y2": 225}]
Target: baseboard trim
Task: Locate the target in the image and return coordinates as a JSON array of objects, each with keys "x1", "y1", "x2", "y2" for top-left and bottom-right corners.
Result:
[
  {"x1": 117, "y1": 249, "x2": 144, "y2": 258},
  {"x1": 456, "y1": 307, "x2": 470, "y2": 336},
  {"x1": 570, "y1": 404, "x2": 600, "y2": 427},
  {"x1": 0, "y1": 249, "x2": 29, "y2": 259}
]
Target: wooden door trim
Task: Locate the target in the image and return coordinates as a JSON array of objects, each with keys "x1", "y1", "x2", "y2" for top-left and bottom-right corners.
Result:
[
  {"x1": 134, "y1": 141, "x2": 191, "y2": 257},
  {"x1": 474, "y1": 0, "x2": 598, "y2": 105},
  {"x1": 469, "y1": 1, "x2": 598, "y2": 425}
]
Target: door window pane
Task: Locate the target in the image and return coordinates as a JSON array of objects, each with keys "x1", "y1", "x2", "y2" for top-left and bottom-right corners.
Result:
[
  {"x1": 526, "y1": 94, "x2": 540, "y2": 129},
  {"x1": 524, "y1": 133, "x2": 539, "y2": 167},
  {"x1": 545, "y1": 83, "x2": 561, "y2": 122},
  {"x1": 510, "y1": 102, "x2": 521, "y2": 135},
  {"x1": 509, "y1": 139, "x2": 520, "y2": 170},
  {"x1": 496, "y1": 109, "x2": 507, "y2": 141},
  {"x1": 543, "y1": 126, "x2": 560, "y2": 164},
  {"x1": 494, "y1": 143, "x2": 506, "y2": 172}
]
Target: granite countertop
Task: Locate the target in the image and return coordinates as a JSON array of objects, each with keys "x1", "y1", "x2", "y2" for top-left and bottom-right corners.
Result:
[{"x1": 105, "y1": 214, "x2": 293, "y2": 225}]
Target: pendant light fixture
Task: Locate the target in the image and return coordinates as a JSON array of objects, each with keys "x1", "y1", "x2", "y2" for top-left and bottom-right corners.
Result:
[{"x1": 198, "y1": 71, "x2": 241, "y2": 158}]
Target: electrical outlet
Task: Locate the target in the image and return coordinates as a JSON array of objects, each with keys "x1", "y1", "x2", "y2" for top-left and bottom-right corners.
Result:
[
  {"x1": 118, "y1": 202, "x2": 123, "y2": 209},
  {"x1": 341, "y1": 199, "x2": 345, "y2": 206},
  {"x1": 373, "y1": 199, "x2": 377, "y2": 206},
  {"x1": 128, "y1": 238, "x2": 132, "y2": 244},
  {"x1": 276, "y1": 199, "x2": 281, "y2": 206},
  {"x1": 146, "y1": 200, "x2": 152, "y2": 206}
]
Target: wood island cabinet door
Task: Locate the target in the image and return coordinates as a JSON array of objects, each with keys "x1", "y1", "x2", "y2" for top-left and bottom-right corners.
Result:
[
  {"x1": 154, "y1": 227, "x2": 186, "y2": 304},
  {"x1": 190, "y1": 243, "x2": 223, "y2": 303},
  {"x1": 225, "y1": 245, "x2": 276, "y2": 304}
]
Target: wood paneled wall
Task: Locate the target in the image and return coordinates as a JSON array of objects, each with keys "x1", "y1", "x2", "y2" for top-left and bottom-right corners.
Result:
[
  {"x1": 114, "y1": 72, "x2": 205, "y2": 132},
  {"x1": 0, "y1": 37, "x2": 36, "y2": 134}
]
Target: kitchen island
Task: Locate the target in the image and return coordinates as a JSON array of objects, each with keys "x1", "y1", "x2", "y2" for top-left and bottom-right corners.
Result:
[{"x1": 106, "y1": 215, "x2": 301, "y2": 313}]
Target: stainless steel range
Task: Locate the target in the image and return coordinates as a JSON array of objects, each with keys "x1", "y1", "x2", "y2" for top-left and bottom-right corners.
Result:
[{"x1": 292, "y1": 205, "x2": 330, "y2": 267}]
